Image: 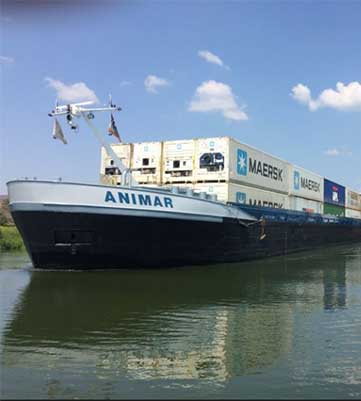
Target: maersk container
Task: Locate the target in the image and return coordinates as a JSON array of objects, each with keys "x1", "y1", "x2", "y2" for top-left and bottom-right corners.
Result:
[
  {"x1": 324, "y1": 179, "x2": 345, "y2": 206},
  {"x1": 289, "y1": 165, "x2": 323, "y2": 202},
  {"x1": 131, "y1": 142, "x2": 162, "y2": 184},
  {"x1": 346, "y1": 188, "x2": 361, "y2": 211},
  {"x1": 345, "y1": 208, "x2": 361, "y2": 219},
  {"x1": 195, "y1": 137, "x2": 290, "y2": 193},
  {"x1": 163, "y1": 139, "x2": 195, "y2": 184},
  {"x1": 229, "y1": 138, "x2": 290, "y2": 193},
  {"x1": 288, "y1": 196, "x2": 323, "y2": 214},
  {"x1": 324, "y1": 203, "x2": 345, "y2": 217},
  {"x1": 194, "y1": 182, "x2": 289, "y2": 209}
]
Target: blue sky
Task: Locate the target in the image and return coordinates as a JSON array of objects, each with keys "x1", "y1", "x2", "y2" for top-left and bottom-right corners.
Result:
[{"x1": 1, "y1": 1, "x2": 361, "y2": 194}]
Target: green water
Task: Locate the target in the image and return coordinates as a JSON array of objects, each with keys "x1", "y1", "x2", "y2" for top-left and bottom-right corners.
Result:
[{"x1": 1, "y1": 246, "x2": 361, "y2": 399}]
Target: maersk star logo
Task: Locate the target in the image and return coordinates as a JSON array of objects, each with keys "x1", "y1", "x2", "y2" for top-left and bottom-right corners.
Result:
[
  {"x1": 236, "y1": 192, "x2": 247, "y2": 204},
  {"x1": 294, "y1": 171, "x2": 300, "y2": 190},
  {"x1": 237, "y1": 149, "x2": 248, "y2": 176}
]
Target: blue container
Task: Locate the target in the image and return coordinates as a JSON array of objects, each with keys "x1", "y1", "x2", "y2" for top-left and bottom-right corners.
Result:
[{"x1": 324, "y1": 178, "x2": 345, "y2": 206}]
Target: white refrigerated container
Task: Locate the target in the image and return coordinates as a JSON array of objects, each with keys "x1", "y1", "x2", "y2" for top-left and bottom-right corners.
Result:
[
  {"x1": 163, "y1": 139, "x2": 195, "y2": 184},
  {"x1": 131, "y1": 141, "x2": 162, "y2": 184}
]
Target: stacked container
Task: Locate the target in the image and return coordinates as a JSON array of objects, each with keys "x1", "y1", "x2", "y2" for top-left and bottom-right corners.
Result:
[
  {"x1": 193, "y1": 183, "x2": 289, "y2": 208},
  {"x1": 99, "y1": 144, "x2": 132, "y2": 185},
  {"x1": 345, "y1": 189, "x2": 361, "y2": 219},
  {"x1": 288, "y1": 166, "x2": 324, "y2": 214},
  {"x1": 99, "y1": 137, "x2": 361, "y2": 218},
  {"x1": 163, "y1": 140, "x2": 195, "y2": 184},
  {"x1": 323, "y1": 178, "x2": 345, "y2": 217},
  {"x1": 131, "y1": 142, "x2": 162, "y2": 185}
]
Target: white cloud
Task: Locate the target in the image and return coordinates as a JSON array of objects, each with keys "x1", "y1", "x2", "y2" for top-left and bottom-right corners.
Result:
[
  {"x1": 324, "y1": 148, "x2": 340, "y2": 156},
  {"x1": 324, "y1": 147, "x2": 352, "y2": 157},
  {"x1": 188, "y1": 80, "x2": 248, "y2": 121},
  {"x1": 291, "y1": 81, "x2": 361, "y2": 112},
  {"x1": 0, "y1": 56, "x2": 14, "y2": 64},
  {"x1": 45, "y1": 77, "x2": 99, "y2": 103},
  {"x1": 144, "y1": 75, "x2": 170, "y2": 93},
  {"x1": 198, "y1": 50, "x2": 227, "y2": 68},
  {"x1": 120, "y1": 80, "x2": 131, "y2": 87}
]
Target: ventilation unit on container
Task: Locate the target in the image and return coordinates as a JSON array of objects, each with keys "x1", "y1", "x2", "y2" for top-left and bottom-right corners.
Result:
[{"x1": 163, "y1": 140, "x2": 195, "y2": 183}]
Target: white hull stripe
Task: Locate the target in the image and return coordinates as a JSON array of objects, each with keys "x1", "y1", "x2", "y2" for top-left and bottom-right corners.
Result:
[{"x1": 10, "y1": 203, "x2": 225, "y2": 223}]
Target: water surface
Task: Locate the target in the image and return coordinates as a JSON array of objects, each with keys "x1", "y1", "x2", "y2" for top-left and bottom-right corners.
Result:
[{"x1": 1, "y1": 246, "x2": 361, "y2": 399}]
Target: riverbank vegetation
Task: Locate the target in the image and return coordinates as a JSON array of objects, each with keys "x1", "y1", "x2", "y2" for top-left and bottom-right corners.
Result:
[
  {"x1": 0, "y1": 197, "x2": 25, "y2": 251},
  {"x1": 0, "y1": 225, "x2": 25, "y2": 251}
]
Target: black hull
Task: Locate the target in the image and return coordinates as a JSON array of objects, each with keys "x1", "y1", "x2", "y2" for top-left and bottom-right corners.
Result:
[{"x1": 11, "y1": 209, "x2": 361, "y2": 269}]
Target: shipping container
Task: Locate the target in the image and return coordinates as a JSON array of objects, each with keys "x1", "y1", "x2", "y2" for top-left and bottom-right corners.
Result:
[
  {"x1": 228, "y1": 138, "x2": 290, "y2": 193},
  {"x1": 345, "y1": 208, "x2": 361, "y2": 219},
  {"x1": 195, "y1": 137, "x2": 290, "y2": 193},
  {"x1": 324, "y1": 179, "x2": 345, "y2": 207},
  {"x1": 346, "y1": 188, "x2": 361, "y2": 211},
  {"x1": 289, "y1": 165, "x2": 323, "y2": 202},
  {"x1": 163, "y1": 139, "x2": 195, "y2": 184},
  {"x1": 131, "y1": 142, "x2": 162, "y2": 184},
  {"x1": 194, "y1": 137, "x2": 230, "y2": 183},
  {"x1": 288, "y1": 196, "x2": 323, "y2": 214},
  {"x1": 324, "y1": 203, "x2": 345, "y2": 217},
  {"x1": 101, "y1": 144, "x2": 132, "y2": 175},
  {"x1": 194, "y1": 183, "x2": 289, "y2": 208}
]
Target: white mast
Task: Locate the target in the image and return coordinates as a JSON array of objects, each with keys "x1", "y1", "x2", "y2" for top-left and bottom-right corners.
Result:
[{"x1": 49, "y1": 99, "x2": 137, "y2": 187}]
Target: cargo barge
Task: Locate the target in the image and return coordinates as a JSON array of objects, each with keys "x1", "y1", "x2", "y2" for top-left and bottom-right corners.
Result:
[
  {"x1": 7, "y1": 100, "x2": 361, "y2": 269},
  {"x1": 7, "y1": 179, "x2": 361, "y2": 269}
]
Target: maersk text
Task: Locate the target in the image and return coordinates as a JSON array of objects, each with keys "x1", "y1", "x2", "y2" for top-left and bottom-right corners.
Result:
[{"x1": 249, "y1": 158, "x2": 283, "y2": 181}]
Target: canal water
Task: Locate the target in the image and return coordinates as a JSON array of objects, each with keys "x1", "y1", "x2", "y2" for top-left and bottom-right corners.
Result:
[{"x1": 1, "y1": 246, "x2": 361, "y2": 399}]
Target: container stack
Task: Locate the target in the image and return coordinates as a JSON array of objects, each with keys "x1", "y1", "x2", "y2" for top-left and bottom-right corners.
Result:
[{"x1": 99, "y1": 136, "x2": 361, "y2": 219}]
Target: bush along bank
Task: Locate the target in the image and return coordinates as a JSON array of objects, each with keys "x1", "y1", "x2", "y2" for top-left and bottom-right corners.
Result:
[{"x1": 0, "y1": 226, "x2": 25, "y2": 251}]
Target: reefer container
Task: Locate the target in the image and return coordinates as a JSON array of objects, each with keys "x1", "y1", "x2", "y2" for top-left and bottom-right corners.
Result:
[
  {"x1": 289, "y1": 165, "x2": 323, "y2": 202},
  {"x1": 163, "y1": 139, "x2": 195, "y2": 184},
  {"x1": 288, "y1": 196, "x2": 323, "y2": 214},
  {"x1": 100, "y1": 144, "x2": 132, "y2": 175},
  {"x1": 346, "y1": 188, "x2": 361, "y2": 211},
  {"x1": 345, "y1": 208, "x2": 361, "y2": 219},
  {"x1": 194, "y1": 182, "x2": 289, "y2": 208},
  {"x1": 195, "y1": 137, "x2": 290, "y2": 194},
  {"x1": 194, "y1": 137, "x2": 230, "y2": 183},
  {"x1": 131, "y1": 142, "x2": 162, "y2": 184},
  {"x1": 324, "y1": 179, "x2": 345, "y2": 206},
  {"x1": 324, "y1": 203, "x2": 345, "y2": 217},
  {"x1": 100, "y1": 144, "x2": 132, "y2": 185}
]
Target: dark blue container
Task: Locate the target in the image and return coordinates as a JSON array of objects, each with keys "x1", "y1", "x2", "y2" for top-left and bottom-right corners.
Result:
[{"x1": 324, "y1": 178, "x2": 345, "y2": 206}]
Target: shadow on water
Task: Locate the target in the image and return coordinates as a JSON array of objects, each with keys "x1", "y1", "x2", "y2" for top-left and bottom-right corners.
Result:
[{"x1": 1, "y1": 244, "x2": 361, "y2": 398}]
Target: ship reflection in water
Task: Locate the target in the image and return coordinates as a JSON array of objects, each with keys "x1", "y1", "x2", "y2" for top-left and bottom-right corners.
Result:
[{"x1": 1, "y1": 245, "x2": 361, "y2": 399}]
